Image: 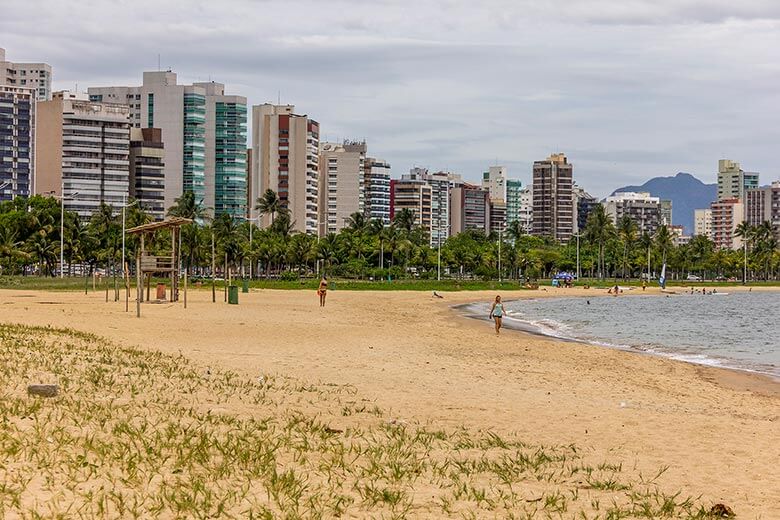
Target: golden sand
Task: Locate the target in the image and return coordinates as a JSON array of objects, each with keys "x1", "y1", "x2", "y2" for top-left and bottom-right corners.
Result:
[{"x1": 1, "y1": 285, "x2": 778, "y2": 517}]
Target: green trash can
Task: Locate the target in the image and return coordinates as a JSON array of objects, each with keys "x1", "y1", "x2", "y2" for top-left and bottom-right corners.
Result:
[
  {"x1": 228, "y1": 285, "x2": 239, "y2": 305},
  {"x1": 242, "y1": 279, "x2": 249, "y2": 293}
]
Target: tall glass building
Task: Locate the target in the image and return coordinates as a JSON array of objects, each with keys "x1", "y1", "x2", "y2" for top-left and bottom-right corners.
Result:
[
  {"x1": 0, "y1": 85, "x2": 34, "y2": 201},
  {"x1": 89, "y1": 72, "x2": 246, "y2": 217}
]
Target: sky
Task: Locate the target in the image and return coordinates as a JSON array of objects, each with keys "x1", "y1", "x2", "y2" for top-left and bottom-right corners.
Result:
[{"x1": 2, "y1": 0, "x2": 779, "y2": 197}]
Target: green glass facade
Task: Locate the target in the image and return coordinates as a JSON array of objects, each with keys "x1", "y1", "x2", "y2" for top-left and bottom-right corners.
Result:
[
  {"x1": 214, "y1": 102, "x2": 247, "y2": 217},
  {"x1": 506, "y1": 179, "x2": 523, "y2": 224},
  {"x1": 183, "y1": 93, "x2": 206, "y2": 200}
]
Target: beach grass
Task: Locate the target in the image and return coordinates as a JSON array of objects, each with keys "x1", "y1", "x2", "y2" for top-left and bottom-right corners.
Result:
[{"x1": 0, "y1": 323, "x2": 723, "y2": 518}]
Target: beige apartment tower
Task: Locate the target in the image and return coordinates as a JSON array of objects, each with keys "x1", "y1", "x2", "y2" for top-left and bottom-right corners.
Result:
[
  {"x1": 36, "y1": 91, "x2": 130, "y2": 218},
  {"x1": 0, "y1": 48, "x2": 52, "y2": 101},
  {"x1": 251, "y1": 104, "x2": 320, "y2": 233},
  {"x1": 318, "y1": 141, "x2": 366, "y2": 235}
]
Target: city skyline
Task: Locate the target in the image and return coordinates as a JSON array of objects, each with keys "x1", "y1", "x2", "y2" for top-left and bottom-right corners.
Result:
[{"x1": 2, "y1": 0, "x2": 778, "y2": 197}]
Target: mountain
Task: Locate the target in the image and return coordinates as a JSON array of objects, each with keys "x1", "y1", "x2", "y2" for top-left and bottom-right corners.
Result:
[{"x1": 610, "y1": 172, "x2": 716, "y2": 234}]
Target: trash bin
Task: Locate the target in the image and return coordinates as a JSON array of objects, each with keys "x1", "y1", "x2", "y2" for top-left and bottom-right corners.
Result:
[
  {"x1": 156, "y1": 283, "x2": 166, "y2": 300},
  {"x1": 241, "y1": 278, "x2": 249, "y2": 293},
  {"x1": 228, "y1": 285, "x2": 239, "y2": 305}
]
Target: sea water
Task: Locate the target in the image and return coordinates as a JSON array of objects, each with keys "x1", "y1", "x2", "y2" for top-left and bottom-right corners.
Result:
[{"x1": 473, "y1": 291, "x2": 779, "y2": 379}]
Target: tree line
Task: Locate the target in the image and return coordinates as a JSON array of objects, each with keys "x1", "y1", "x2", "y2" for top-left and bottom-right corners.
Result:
[{"x1": 1, "y1": 190, "x2": 778, "y2": 282}]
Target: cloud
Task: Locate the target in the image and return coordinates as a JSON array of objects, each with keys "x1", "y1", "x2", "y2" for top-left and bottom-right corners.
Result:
[{"x1": 1, "y1": 0, "x2": 779, "y2": 201}]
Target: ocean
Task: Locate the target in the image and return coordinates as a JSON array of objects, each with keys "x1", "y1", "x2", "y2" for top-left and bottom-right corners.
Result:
[{"x1": 464, "y1": 290, "x2": 779, "y2": 380}]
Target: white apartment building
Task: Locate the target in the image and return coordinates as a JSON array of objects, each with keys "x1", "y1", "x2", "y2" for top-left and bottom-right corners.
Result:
[
  {"x1": 251, "y1": 104, "x2": 320, "y2": 234},
  {"x1": 0, "y1": 48, "x2": 52, "y2": 101},
  {"x1": 718, "y1": 159, "x2": 759, "y2": 201},
  {"x1": 36, "y1": 91, "x2": 130, "y2": 219},
  {"x1": 604, "y1": 191, "x2": 662, "y2": 235},
  {"x1": 318, "y1": 141, "x2": 366, "y2": 235},
  {"x1": 482, "y1": 165, "x2": 507, "y2": 201},
  {"x1": 694, "y1": 208, "x2": 713, "y2": 238}
]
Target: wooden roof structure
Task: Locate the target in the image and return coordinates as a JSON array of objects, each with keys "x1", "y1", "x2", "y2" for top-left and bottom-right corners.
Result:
[{"x1": 127, "y1": 217, "x2": 192, "y2": 235}]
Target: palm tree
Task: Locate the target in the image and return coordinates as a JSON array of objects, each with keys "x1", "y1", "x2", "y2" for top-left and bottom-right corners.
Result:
[
  {"x1": 270, "y1": 207, "x2": 295, "y2": 239},
  {"x1": 346, "y1": 211, "x2": 368, "y2": 234},
  {"x1": 583, "y1": 204, "x2": 615, "y2": 280},
  {"x1": 616, "y1": 215, "x2": 637, "y2": 279},
  {"x1": 506, "y1": 220, "x2": 525, "y2": 243},
  {"x1": 734, "y1": 221, "x2": 752, "y2": 284},
  {"x1": 393, "y1": 208, "x2": 416, "y2": 234},
  {"x1": 654, "y1": 225, "x2": 674, "y2": 278},
  {"x1": 255, "y1": 189, "x2": 281, "y2": 226},
  {"x1": 0, "y1": 227, "x2": 28, "y2": 275},
  {"x1": 167, "y1": 191, "x2": 207, "y2": 221},
  {"x1": 638, "y1": 231, "x2": 652, "y2": 280}
]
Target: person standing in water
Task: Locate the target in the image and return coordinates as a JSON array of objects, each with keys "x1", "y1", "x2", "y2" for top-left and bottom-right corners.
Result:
[
  {"x1": 489, "y1": 295, "x2": 504, "y2": 335},
  {"x1": 317, "y1": 276, "x2": 328, "y2": 307}
]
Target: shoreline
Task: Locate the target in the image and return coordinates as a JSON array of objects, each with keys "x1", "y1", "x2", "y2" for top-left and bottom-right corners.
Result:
[{"x1": 448, "y1": 289, "x2": 780, "y2": 394}]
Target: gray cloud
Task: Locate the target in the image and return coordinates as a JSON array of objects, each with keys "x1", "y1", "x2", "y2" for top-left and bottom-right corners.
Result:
[{"x1": 2, "y1": 0, "x2": 779, "y2": 198}]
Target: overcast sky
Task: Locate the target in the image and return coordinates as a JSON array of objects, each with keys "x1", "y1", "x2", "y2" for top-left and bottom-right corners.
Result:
[{"x1": 3, "y1": 0, "x2": 779, "y2": 196}]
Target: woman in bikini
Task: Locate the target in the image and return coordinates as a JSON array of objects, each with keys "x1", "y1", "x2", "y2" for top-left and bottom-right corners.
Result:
[
  {"x1": 318, "y1": 276, "x2": 328, "y2": 307},
  {"x1": 489, "y1": 295, "x2": 504, "y2": 335}
]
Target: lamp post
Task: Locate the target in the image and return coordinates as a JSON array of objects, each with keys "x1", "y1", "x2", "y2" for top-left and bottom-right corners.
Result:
[
  {"x1": 120, "y1": 196, "x2": 138, "y2": 282},
  {"x1": 498, "y1": 230, "x2": 502, "y2": 282},
  {"x1": 59, "y1": 184, "x2": 80, "y2": 278},
  {"x1": 237, "y1": 213, "x2": 256, "y2": 278},
  {"x1": 574, "y1": 233, "x2": 581, "y2": 280}
]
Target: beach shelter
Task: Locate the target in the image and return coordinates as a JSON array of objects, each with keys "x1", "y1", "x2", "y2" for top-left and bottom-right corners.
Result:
[{"x1": 126, "y1": 217, "x2": 192, "y2": 317}]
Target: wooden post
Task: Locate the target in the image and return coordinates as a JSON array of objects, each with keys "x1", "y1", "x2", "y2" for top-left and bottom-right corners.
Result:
[
  {"x1": 136, "y1": 254, "x2": 141, "y2": 318},
  {"x1": 146, "y1": 273, "x2": 150, "y2": 302},
  {"x1": 125, "y1": 261, "x2": 129, "y2": 312},
  {"x1": 224, "y1": 253, "x2": 228, "y2": 302},
  {"x1": 211, "y1": 232, "x2": 216, "y2": 303},
  {"x1": 170, "y1": 227, "x2": 175, "y2": 302},
  {"x1": 184, "y1": 268, "x2": 188, "y2": 309},
  {"x1": 140, "y1": 234, "x2": 145, "y2": 303}
]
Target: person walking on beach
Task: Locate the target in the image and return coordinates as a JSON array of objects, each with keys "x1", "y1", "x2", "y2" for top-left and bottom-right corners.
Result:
[
  {"x1": 489, "y1": 295, "x2": 504, "y2": 335},
  {"x1": 317, "y1": 276, "x2": 328, "y2": 307}
]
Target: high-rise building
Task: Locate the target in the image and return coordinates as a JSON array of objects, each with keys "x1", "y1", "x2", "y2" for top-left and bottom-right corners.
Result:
[
  {"x1": 450, "y1": 183, "x2": 489, "y2": 235},
  {"x1": 670, "y1": 225, "x2": 691, "y2": 246},
  {"x1": 746, "y1": 182, "x2": 780, "y2": 239},
  {"x1": 518, "y1": 186, "x2": 533, "y2": 234},
  {"x1": 0, "y1": 48, "x2": 52, "y2": 101},
  {"x1": 489, "y1": 200, "x2": 507, "y2": 235},
  {"x1": 572, "y1": 183, "x2": 597, "y2": 234},
  {"x1": 660, "y1": 199, "x2": 673, "y2": 227},
  {"x1": 717, "y1": 159, "x2": 759, "y2": 201},
  {"x1": 0, "y1": 85, "x2": 35, "y2": 200},
  {"x1": 251, "y1": 104, "x2": 320, "y2": 233},
  {"x1": 364, "y1": 157, "x2": 391, "y2": 225},
  {"x1": 506, "y1": 179, "x2": 523, "y2": 225},
  {"x1": 531, "y1": 153, "x2": 574, "y2": 242},
  {"x1": 482, "y1": 166, "x2": 507, "y2": 201},
  {"x1": 197, "y1": 82, "x2": 247, "y2": 218},
  {"x1": 693, "y1": 209, "x2": 713, "y2": 238},
  {"x1": 318, "y1": 141, "x2": 366, "y2": 235},
  {"x1": 89, "y1": 72, "x2": 215, "y2": 212},
  {"x1": 403, "y1": 168, "x2": 456, "y2": 246},
  {"x1": 604, "y1": 192, "x2": 662, "y2": 235},
  {"x1": 129, "y1": 128, "x2": 165, "y2": 221},
  {"x1": 36, "y1": 91, "x2": 130, "y2": 218},
  {"x1": 710, "y1": 198, "x2": 744, "y2": 250},
  {"x1": 390, "y1": 177, "x2": 432, "y2": 236}
]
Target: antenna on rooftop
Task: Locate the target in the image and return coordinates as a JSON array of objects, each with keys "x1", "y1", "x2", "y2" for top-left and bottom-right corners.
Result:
[
  {"x1": 157, "y1": 54, "x2": 161, "y2": 71},
  {"x1": 278, "y1": 90, "x2": 281, "y2": 105}
]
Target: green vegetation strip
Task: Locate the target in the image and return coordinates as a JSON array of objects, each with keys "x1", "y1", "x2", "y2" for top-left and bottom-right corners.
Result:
[{"x1": 0, "y1": 324, "x2": 722, "y2": 518}]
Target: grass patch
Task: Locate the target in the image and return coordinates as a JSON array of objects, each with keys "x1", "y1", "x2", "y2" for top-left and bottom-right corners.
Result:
[{"x1": 0, "y1": 324, "x2": 720, "y2": 517}]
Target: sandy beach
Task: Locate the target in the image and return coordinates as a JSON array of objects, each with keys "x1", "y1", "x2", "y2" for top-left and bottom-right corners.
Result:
[{"x1": 1, "y1": 285, "x2": 778, "y2": 517}]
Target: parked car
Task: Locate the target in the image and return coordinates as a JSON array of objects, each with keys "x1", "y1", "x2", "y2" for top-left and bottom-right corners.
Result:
[{"x1": 686, "y1": 274, "x2": 702, "y2": 281}]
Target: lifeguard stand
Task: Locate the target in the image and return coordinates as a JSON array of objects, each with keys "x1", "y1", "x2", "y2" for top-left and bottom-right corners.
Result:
[{"x1": 126, "y1": 217, "x2": 192, "y2": 317}]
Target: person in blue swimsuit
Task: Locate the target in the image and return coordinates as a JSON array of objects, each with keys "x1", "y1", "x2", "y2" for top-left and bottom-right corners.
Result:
[{"x1": 489, "y1": 295, "x2": 504, "y2": 335}]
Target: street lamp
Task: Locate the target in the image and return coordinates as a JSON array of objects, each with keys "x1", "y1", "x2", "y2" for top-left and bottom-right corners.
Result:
[
  {"x1": 120, "y1": 196, "x2": 139, "y2": 281},
  {"x1": 237, "y1": 213, "x2": 257, "y2": 278},
  {"x1": 498, "y1": 230, "x2": 502, "y2": 283},
  {"x1": 573, "y1": 233, "x2": 581, "y2": 281},
  {"x1": 59, "y1": 184, "x2": 80, "y2": 278}
]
